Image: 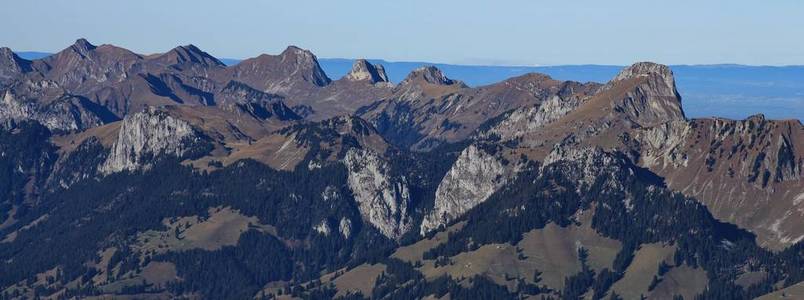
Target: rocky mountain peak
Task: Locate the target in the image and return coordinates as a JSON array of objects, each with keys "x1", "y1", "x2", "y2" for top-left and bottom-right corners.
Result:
[
  {"x1": 613, "y1": 62, "x2": 674, "y2": 82},
  {"x1": 344, "y1": 59, "x2": 389, "y2": 84},
  {"x1": 70, "y1": 38, "x2": 97, "y2": 56},
  {"x1": 279, "y1": 46, "x2": 331, "y2": 87},
  {"x1": 281, "y1": 45, "x2": 307, "y2": 55},
  {"x1": 400, "y1": 66, "x2": 457, "y2": 86},
  {"x1": 746, "y1": 113, "x2": 766, "y2": 122},
  {"x1": 156, "y1": 44, "x2": 224, "y2": 67},
  {"x1": 0, "y1": 47, "x2": 18, "y2": 61},
  {"x1": 232, "y1": 46, "x2": 331, "y2": 91},
  {"x1": 607, "y1": 62, "x2": 686, "y2": 127}
]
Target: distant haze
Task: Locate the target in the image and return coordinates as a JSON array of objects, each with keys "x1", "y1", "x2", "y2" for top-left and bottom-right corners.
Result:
[{"x1": 2, "y1": 0, "x2": 804, "y2": 66}]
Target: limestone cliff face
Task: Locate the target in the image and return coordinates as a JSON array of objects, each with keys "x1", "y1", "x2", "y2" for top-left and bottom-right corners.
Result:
[
  {"x1": 339, "y1": 217, "x2": 353, "y2": 239},
  {"x1": 541, "y1": 145, "x2": 647, "y2": 213},
  {"x1": 420, "y1": 144, "x2": 515, "y2": 234},
  {"x1": 343, "y1": 148, "x2": 412, "y2": 240},
  {"x1": 543, "y1": 146, "x2": 630, "y2": 194},
  {"x1": 606, "y1": 62, "x2": 686, "y2": 127},
  {"x1": 1, "y1": 89, "x2": 112, "y2": 131},
  {"x1": 486, "y1": 91, "x2": 587, "y2": 140},
  {"x1": 636, "y1": 120, "x2": 693, "y2": 169},
  {"x1": 100, "y1": 107, "x2": 202, "y2": 174}
]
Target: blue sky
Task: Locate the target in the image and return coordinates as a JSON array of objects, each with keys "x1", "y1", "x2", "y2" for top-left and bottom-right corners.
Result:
[{"x1": 2, "y1": 0, "x2": 803, "y2": 66}]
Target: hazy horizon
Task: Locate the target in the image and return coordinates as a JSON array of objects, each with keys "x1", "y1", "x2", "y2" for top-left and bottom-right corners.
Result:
[
  {"x1": 3, "y1": 0, "x2": 804, "y2": 66},
  {"x1": 13, "y1": 47, "x2": 804, "y2": 69}
]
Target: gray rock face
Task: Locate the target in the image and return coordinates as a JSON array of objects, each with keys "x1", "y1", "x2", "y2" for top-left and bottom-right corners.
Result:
[
  {"x1": 100, "y1": 107, "x2": 200, "y2": 174},
  {"x1": 345, "y1": 59, "x2": 390, "y2": 84},
  {"x1": 543, "y1": 146, "x2": 630, "y2": 192},
  {"x1": 343, "y1": 148, "x2": 412, "y2": 239},
  {"x1": 420, "y1": 144, "x2": 515, "y2": 234},
  {"x1": 541, "y1": 145, "x2": 639, "y2": 210},
  {"x1": 611, "y1": 62, "x2": 675, "y2": 88},
  {"x1": 637, "y1": 120, "x2": 692, "y2": 169},
  {"x1": 606, "y1": 62, "x2": 686, "y2": 127},
  {"x1": 0, "y1": 47, "x2": 31, "y2": 86},
  {"x1": 486, "y1": 94, "x2": 585, "y2": 141},
  {"x1": 313, "y1": 220, "x2": 331, "y2": 236},
  {"x1": 339, "y1": 217, "x2": 353, "y2": 239},
  {"x1": 1, "y1": 89, "x2": 108, "y2": 131}
]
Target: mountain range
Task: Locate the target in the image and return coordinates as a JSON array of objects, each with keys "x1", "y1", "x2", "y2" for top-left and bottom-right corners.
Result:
[
  {"x1": 16, "y1": 51, "x2": 804, "y2": 122},
  {"x1": 0, "y1": 39, "x2": 802, "y2": 299}
]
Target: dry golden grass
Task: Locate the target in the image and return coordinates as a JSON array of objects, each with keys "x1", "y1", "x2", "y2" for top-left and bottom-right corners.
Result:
[
  {"x1": 735, "y1": 270, "x2": 768, "y2": 288},
  {"x1": 649, "y1": 265, "x2": 708, "y2": 300},
  {"x1": 134, "y1": 207, "x2": 276, "y2": 254},
  {"x1": 331, "y1": 263, "x2": 387, "y2": 298},
  {"x1": 90, "y1": 247, "x2": 119, "y2": 285},
  {"x1": 392, "y1": 222, "x2": 466, "y2": 263},
  {"x1": 224, "y1": 134, "x2": 308, "y2": 171},
  {"x1": 419, "y1": 243, "x2": 522, "y2": 291},
  {"x1": 140, "y1": 262, "x2": 178, "y2": 287},
  {"x1": 609, "y1": 243, "x2": 676, "y2": 299},
  {"x1": 408, "y1": 211, "x2": 620, "y2": 292}
]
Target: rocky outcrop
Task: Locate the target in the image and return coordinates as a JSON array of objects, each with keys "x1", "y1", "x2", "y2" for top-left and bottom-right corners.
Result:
[
  {"x1": 486, "y1": 92, "x2": 586, "y2": 140},
  {"x1": 606, "y1": 62, "x2": 685, "y2": 127},
  {"x1": 339, "y1": 217, "x2": 353, "y2": 239},
  {"x1": 0, "y1": 47, "x2": 32, "y2": 87},
  {"x1": 344, "y1": 59, "x2": 390, "y2": 84},
  {"x1": 543, "y1": 146, "x2": 630, "y2": 194},
  {"x1": 399, "y1": 66, "x2": 459, "y2": 86},
  {"x1": 279, "y1": 46, "x2": 331, "y2": 87},
  {"x1": 343, "y1": 148, "x2": 412, "y2": 240},
  {"x1": 637, "y1": 120, "x2": 693, "y2": 169},
  {"x1": 420, "y1": 144, "x2": 515, "y2": 234},
  {"x1": 100, "y1": 107, "x2": 203, "y2": 174},
  {"x1": 0, "y1": 89, "x2": 115, "y2": 131},
  {"x1": 314, "y1": 220, "x2": 331, "y2": 236}
]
